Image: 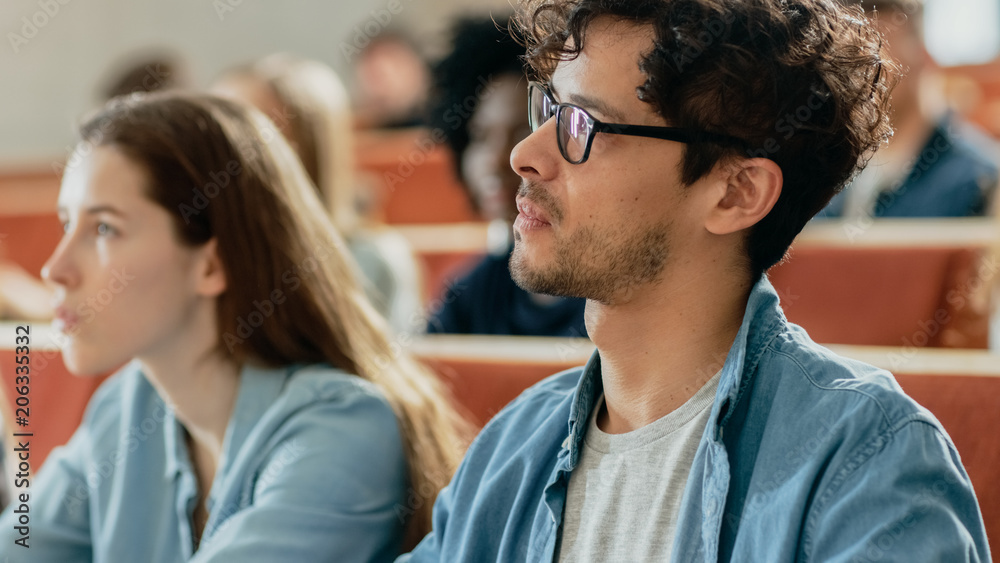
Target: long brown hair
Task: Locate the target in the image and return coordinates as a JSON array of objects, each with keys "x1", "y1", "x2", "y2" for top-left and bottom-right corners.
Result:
[
  {"x1": 78, "y1": 92, "x2": 466, "y2": 547},
  {"x1": 216, "y1": 55, "x2": 360, "y2": 236}
]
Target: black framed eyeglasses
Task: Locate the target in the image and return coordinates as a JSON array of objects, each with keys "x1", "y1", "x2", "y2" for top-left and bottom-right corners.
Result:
[{"x1": 528, "y1": 81, "x2": 747, "y2": 164}]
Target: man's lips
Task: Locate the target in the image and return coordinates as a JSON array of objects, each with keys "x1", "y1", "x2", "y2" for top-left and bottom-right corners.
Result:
[{"x1": 515, "y1": 197, "x2": 552, "y2": 225}]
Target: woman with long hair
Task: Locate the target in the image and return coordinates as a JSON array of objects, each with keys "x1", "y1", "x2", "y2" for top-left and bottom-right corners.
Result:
[
  {"x1": 212, "y1": 55, "x2": 423, "y2": 334},
  {"x1": 0, "y1": 92, "x2": 465, "y2": 561}
]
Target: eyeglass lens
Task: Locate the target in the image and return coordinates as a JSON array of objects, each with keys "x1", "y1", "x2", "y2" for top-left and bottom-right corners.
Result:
[
  {"x1": 559, "y1": 105, "x2": 591, "y2": 163},
  {"x1": 529, "y1": 84, "x2": 594, "y2": 164}
]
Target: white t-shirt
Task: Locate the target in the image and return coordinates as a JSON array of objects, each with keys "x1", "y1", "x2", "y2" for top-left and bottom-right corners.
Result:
[{"x1": 557, "y1": 370, "x2": 721, "y2": 562}]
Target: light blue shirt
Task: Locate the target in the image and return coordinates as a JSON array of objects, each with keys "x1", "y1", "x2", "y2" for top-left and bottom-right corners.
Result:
[
  {"x1": 401, "y1": 276, "x2": 991, "y2": 562},
  {"x1": 0, "y1": 361, "x2": 408, "y2": 562}
]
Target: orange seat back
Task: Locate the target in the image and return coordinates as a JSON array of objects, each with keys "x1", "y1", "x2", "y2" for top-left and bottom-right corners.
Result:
[
  {"x1": 0, "y1": 214, "x2": 62, "y2": 276},
  {"x1": 769, "y1": 246, "x2": 991, "y2": 348},
  {"x1": 355, "y1": 129, "x2": 477, "y2": 224},
  {"x1": 420, "y1": 356, "x2": 578, "y2": 428}
]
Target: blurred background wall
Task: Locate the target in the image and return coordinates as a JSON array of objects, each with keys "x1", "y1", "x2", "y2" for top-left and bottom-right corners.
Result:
[
  {"x1": 0, "y1": 0, "x2": 998, "y2": 169},
  {"x1": 0, "y1": 0, "x2": 512, "y2": 168}
]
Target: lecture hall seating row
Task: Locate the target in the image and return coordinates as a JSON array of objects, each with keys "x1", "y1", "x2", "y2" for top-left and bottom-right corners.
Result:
[
  {"x1": 398, "y1": 218, "x2": 1000, "y2": 349},
  {"x1": 3, "y1": 165, "x2": 999, "y2": 351},
  {"x1": 0, "y1": 327, "x2": 997, "y2": 552}
]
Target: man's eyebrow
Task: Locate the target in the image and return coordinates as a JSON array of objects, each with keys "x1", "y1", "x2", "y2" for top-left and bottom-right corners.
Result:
[{"x1": 551, "y1": 84, "x2": 628, "y2": 123}]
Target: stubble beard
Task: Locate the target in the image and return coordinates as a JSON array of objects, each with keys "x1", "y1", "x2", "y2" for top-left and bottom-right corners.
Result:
[{"x1": 510, "y1": 219, "x2": 670, "y2": 305}]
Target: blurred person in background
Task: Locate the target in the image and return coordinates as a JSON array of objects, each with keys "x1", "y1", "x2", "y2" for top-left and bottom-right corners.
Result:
[
  {"x1": 213, "y1": 54, "x2": 423, "y2": 334},
  {"x1": 424, "y1": 16, "x2": 587, "y2": 337},
  {"x1": 100, "y1": 51, "x2": 192, "y2": 101},
  {"x1": 353, "y1": 32, "x2": 431, "y2": 129},
  {"x1": 818, "y1": 0, "x2": 999, "y2": 219},
  {"x1": 0, "y1": 93, "x2": 465, "y2": 560}
]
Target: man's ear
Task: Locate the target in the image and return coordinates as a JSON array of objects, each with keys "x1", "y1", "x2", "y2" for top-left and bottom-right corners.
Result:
[
  {"x1": 705, "y1": 158, "x2": 783, "y2": 235},
  {"x1": 194, "y1": 238, "x2": 227, "y2": 298}
]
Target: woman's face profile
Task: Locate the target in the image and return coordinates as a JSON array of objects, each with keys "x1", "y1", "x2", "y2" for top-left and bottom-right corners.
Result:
[
  {"x1": 42, "y1": 145, "x2": 220, "y2": 375},
  {"x1": 461, "y1": 73, "x2": 530, "y2": 224}
]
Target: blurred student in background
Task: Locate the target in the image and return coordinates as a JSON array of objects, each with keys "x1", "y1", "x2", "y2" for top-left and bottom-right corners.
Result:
[
  {"x1": 100, "y1": 51, "x2": 191, "y2": 100},
  {"x1": 213, "y1": 55, "x2": 423, "y2": 334},
  {"x1": 819, "y1": 0, "x2": 999, "y2": 219},
  {"x1": 424, "y1": 16, "x2": 587, "y2": 337},
  {"x1": 0, "y1": 93, "x2": 464, "y2": 560},
  {"x1": 353, "y1": 32, "x2": 430, "y2": 129}
]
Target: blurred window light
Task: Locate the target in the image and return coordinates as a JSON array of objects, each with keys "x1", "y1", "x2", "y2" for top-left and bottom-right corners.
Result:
[{"x1": 924, "y1": 0, "x2": 1000, "y2": 66}]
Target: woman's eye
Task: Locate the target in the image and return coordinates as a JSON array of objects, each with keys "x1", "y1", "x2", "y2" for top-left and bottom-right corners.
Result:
[
  {"x1": 96, "y1": 222, "x2": 116, "y2": 236},
  {"x1": 60, "y1": 222, "x2": 70, "y2": 233}
]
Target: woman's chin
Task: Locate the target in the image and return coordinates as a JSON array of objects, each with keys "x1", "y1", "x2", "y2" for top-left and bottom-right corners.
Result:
[{"x1": 60, "y1": 348, "x2": 125, "y2": 377}]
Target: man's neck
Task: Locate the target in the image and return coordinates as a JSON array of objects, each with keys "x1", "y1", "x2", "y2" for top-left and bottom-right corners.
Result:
[{"x1": 587, "y1": 267, "x2": 752, "y2": 434}]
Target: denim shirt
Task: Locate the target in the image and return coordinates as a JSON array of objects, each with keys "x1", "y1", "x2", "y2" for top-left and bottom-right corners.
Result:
[
  {"x1": 0, "y1": 362, "x2": 407, "y2": 562},
  {"x1": 401, "y1": 277, "x2": 991, "y2": 562}
]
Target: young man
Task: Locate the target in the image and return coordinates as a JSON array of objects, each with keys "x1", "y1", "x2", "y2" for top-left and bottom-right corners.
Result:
[{"x1": 401, "y1": 0, "x2": 991, "y2": 561}]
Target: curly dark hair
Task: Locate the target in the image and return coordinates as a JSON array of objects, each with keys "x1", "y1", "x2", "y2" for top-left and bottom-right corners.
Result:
[
  {"x1": 514, "y1": 0, "x2": 897, "y2": 278},
  {"x1": 428, "y1": 16, "x2": 527, "y2": 182}
]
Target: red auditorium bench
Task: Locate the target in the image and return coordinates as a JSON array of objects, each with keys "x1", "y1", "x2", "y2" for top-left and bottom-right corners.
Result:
[
  {"x1": 412, "y1": 334, "x2": 594, "y2": 427},
  {"x1": 395, "y1": 223, "x2": 491, "y2": 303},
  {"x1": 769, "y1": 219, "x2": 999, "y2": 349},
  {"x1": 0, "y1": 169, "x2": 62, "y2": 277},
  {"x1": 355, "y1": 128, "x2": 477, "y2": 224}
]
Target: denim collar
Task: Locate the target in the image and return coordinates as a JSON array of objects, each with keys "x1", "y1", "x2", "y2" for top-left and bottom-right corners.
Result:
[{"x1": 564, "y1": 275, "x2": 785, "y2": 467}]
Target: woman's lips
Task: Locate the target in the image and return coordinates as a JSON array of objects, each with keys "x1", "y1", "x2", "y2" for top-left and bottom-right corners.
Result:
[{"x1": 53, "y1": 306, "x2": 79, "y2": 333}]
